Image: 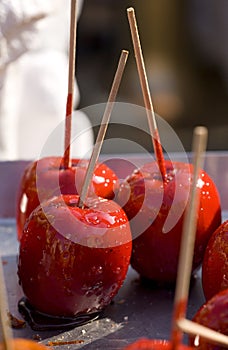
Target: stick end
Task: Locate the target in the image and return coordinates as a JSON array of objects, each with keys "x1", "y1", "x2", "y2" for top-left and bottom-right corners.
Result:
[
  {"x1": 193, "y1": 126, "x2": 208, "y2": 138},
  {"x1": 127, "y1": 7, "x2": 134, "y2": 14},
  {"x1": 122, "y1": 49, "x2": 129, "y2": 57}
]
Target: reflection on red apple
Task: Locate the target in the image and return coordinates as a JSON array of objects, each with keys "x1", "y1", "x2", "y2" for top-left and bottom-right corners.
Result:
[
  {"x1": 16, "y1": 156, "x2": 118, "y2": 240},
  {"x1": 202, "y1": 220, "x2": 228, "y2": 301},
  {"x1": 117, "y1": 160, "x2": 221, "y2": 284},
  {"x1": 18, "y1": 194, "x2": 132, "y2": 317},
  {"x1": 190, "y1": 288, "x2": 228, "y2": 350}
]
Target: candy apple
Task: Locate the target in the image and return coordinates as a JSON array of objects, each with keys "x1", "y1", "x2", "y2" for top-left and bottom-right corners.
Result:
[
  {"x1": 117, "y1": 160, "x2": 221, "y2": 284},
  {"x1": 202, "y1": 220, "x2": 228, "y2": 301},
  {"x1": 18, "y1": 194, "x2": 132, "y2": 317},
  {"x1": 190, "y1": 288, "x2": 228, "y2": 350},
  {"x1": 123, "y1": 338, "x2": 193, "y2": 350},
  {"x1": 0, "y1": 339, "x2": 50, "y2": 350},
  {"x1": 16, "y1": 156, "x2": 118, "y2": 240}
]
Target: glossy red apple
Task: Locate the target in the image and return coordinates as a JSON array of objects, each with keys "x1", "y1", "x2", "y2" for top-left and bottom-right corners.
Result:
[
  {"x1": 202, "y1": 220, "x2": 228, "y2": 301},
  {"x1": 18, "y1": 194, "x2": 132, "y2": 317},
  {"x1": 117, "y1": 160, "x2": 221, "y2": 284},
  {"x1": 16, "y1": 156, "x2": 118, "y2": 240},
  {"x1": 123, "y1": 338, "x2": 193, "y2": 350},
  {"x1": 190, "y1": 288, "x2": 228, "y2": 350}
]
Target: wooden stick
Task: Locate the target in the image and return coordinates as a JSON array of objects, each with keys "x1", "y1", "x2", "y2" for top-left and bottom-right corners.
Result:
[
  {"x1": 78, "y1": 50, "x2": 129, "y2": 208},
  {"x1": 0, "y1": 259, "x2": 13, "y2": 350},
  {"x1": 127, "y1": 7, "x2": 166, "y2": 182},
  {"x1": 171, "y1": 126, "x2": 208, "y2": 349},
  {"x1": 63, "y1": 0, "x2": 77, "y2": 169},
  {"x1": 174, "y1": 126, "x2": 208, "y2": 305},
  {"x1": 177, "y1": 318, "x2": 228, "y2": 348}
]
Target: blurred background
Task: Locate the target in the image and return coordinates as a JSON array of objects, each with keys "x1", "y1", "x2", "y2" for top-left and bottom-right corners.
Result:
[
  {"x1": 76, "y1": 0, "x2": 228, "y2": 152},
  {"x1": 1, "y1": 0, "x2": 227, "y2": 159}
]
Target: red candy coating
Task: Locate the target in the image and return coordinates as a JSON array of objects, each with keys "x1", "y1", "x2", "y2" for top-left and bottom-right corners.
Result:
[
  {"x1": 190, "y1": 288, "x2": 228, "y2": 350},
  {"x1": 18, "y1": 194, "x2": 132, "y2": 317},
  {"x1": 16, "y1": 156, "x2": 118, "y2": 240},
  {"x1": 117, "y1": 160, "x2": 221, "y2": 284},
  {"x1": 202, "y1": 220, "x2": 228, "y2": 301}
]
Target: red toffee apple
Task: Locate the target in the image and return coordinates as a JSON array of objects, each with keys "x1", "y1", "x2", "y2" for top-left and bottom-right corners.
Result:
[
  {"x1": 202, "y1": 220, "x2": 228, "y2": 301},
  {"x1": 117, "y1": 160, "x2": 221, "y2": 284},
  {"x1": 190, "y1": 288, "x2": 228, "y2": 350},
  {"x1": 16, "y1": 156, "x2": 118, "y2": 240},
  {"x1": 18, "y1": 194, "x2": 132, "y2": 317},
  {"x1": 123, "y1": 338, "x2": 193, "y2": 350}
]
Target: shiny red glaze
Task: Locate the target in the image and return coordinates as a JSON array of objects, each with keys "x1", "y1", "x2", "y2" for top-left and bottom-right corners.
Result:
[
  {"x1": 202, "y1": 220, "x2": 228, "y2": 301},
  {"x1": 18, "y1": 194, "x2": 132, "y2": 317},
  {"x1": 117, "y1": 160, "x2": 221, "y2": 284},
  {"x1": 16, "y1": 156, "x2": 118, "y2": 240},
  {"x1": 190, "y1": 288, "x2": 228, "y2": 350},
  {"x1": 123, "y1": 338, "x2": 193, "y2": 350}
]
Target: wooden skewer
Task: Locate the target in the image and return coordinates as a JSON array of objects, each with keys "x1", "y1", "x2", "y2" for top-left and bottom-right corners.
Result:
[
  {"x1": 174, "y1": 126, "x2": 208, "y2": 304},
  {"x1": 63, "y1": 0, "x2": 77, "y2": 169},
  {"x1": 177, "y1": 318, "x2": 228, "y2": 348},
  {"x1": 171, "y1": 126, "x2": 208, "y2": 349},
  {"x1": 127, "y1": 7, "x2": 166, "y2": 182},
  {"x1": 78, "y1": 50, "x2": 129, "y2": 208},
  {"x1": 0, "y1": 259, "x2": 13, "y2": 350}
]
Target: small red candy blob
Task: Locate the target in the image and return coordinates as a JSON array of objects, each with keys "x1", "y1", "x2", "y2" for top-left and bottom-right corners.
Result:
[
  {"x1": 202, "y1": 220, "x2": 228, "y2": 301},
  {"x1": 117, "y1": 160, "x2": 221, "y2": 284},
  {"x1": 123, "y1": 338, "x2": 193, "y2": 350},
  {"x1": 189, "y1": 288, "x2": 228, "y2": 350},
  {"x1": 18, "y1": 194, "x2": 132, "y2": 317},
  {"x1": 16, "y1": 156, "x2": 118, "y2": 240}
]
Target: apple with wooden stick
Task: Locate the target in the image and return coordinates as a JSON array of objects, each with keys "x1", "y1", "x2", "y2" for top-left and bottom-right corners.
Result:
[
  {"x1": 117, "y1": 7, "x2": 221, "y2": 285},
  {"x1": 122, "y1": 8, "x2": 207, "y2": 350},
  {"x1": 201, "y1": 220, "x2": 228, "y2": 301},
  {"x1": 17, "y1": 49, "x2": 131, "y2": 321}
]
